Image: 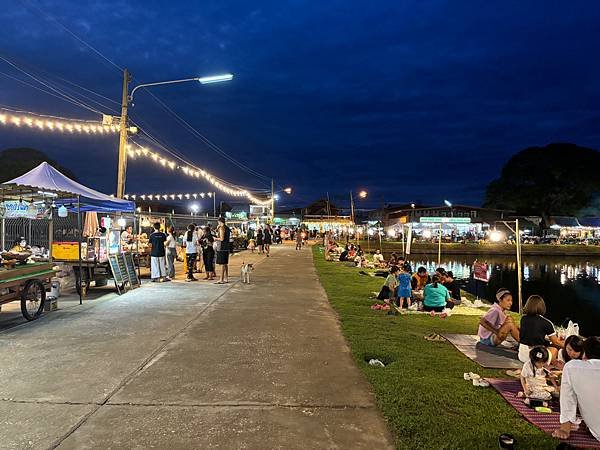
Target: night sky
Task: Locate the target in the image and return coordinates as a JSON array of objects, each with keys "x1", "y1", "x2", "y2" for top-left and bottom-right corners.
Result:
[{"x1": 1, "y1": 1, "x2": 600, "y2": 210}]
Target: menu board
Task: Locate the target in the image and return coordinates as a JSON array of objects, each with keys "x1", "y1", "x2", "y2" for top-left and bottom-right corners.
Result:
[
  {"x1": 124, "y1": 253, "x2": 140, "y2": 288},
  {"x1": 108, "y1": 254, "x2": 129, "y2": 294}
]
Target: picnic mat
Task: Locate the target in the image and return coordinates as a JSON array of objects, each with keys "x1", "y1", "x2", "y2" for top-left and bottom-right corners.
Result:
[
  {"x1": 488, "y1": 378, "x2": 600, "y2": 449},
  {"x1": 442, "y1": 334, "x2": 522, "y2": 369}
]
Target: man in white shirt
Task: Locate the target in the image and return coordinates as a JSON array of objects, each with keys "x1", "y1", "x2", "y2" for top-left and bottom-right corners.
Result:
[{"x1": 553, "y1": 336, "x2": 600, "y2": 442}]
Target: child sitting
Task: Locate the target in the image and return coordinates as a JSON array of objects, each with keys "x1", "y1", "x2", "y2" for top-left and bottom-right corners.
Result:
[
  {"x1": 377, "y1": 265, "x2": 399, "y2": 303},
  {"x1": 518, "y1": 346, "x2": 555, "y2": 406}
]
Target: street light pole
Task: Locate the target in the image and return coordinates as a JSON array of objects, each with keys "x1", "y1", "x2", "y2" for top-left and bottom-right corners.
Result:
[
  {"x1": 271, "y1": 179, "x2": 275, "y2": 223},
  {"x1": 350, "y1": 190, "x2": 355, "y2": 225},
  {"x1": 115, "y1": 70, "x2": 233, "y2": 199},
  {"x1": 116, "y1": 69, "x2": 131, "y2": 199}
]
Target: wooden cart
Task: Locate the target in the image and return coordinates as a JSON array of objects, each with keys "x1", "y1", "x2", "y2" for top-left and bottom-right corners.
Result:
[{"x1": 0, "y1": 263, "x2": 55, "y2": 321}]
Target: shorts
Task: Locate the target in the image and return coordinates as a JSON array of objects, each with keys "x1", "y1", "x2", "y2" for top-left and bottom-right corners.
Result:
[
  {"x1": 479, "y1": 335, "x2": 496, "y2": 347},
  {"x1": 216, "y1": 250, "x2": 230, "y2": 265}
]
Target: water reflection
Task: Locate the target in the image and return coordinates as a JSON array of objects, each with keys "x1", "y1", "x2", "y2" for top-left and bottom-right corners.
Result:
[{"x1": 402, "y1": 255, "x2": 600, "y2": 336}]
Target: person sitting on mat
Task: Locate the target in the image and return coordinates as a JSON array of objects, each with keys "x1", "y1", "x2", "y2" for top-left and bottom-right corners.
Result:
[
  {"x1": 377, "y1": 265, "x2": 399, "y2": 303},
  {"x1": 517, "y1": 346, "x2": 554, "y2": 407},
  {"x1": 422, "y1": 274, "x2": 453, "y2": 313},
  {"x1": 518, "y1": 295, "x2": 564, "y2": 363},
  {"x1": 477, "y1": 288, "x2": 520, "y2": 347},
  {"x1": 553, "y1": 336, "x2": 600, "y2": 443},
  {"x1": 556, "y1": 335, "x2": 585, "y2": 367}
]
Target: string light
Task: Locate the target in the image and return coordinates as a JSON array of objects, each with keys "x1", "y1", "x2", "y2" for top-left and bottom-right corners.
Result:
[
  {"x1": 127, "y1": 141, "x2": 272, "y2": 205},
  {"x1": 0, "y1": 109, "x2": 120, "y2": 135},
  {"x1": 123, "y1": 192, "x2": 214, "y2": 201}
]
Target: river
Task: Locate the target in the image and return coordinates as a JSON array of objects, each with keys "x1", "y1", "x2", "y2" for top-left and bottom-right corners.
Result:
[{"x1": 401, "y1": 254, "x2": 600, "y2": 336}]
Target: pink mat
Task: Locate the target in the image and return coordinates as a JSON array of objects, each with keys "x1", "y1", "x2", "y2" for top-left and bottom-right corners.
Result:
[{"x1": 487, "y1": 378, "x2": 600, "y2": 449}]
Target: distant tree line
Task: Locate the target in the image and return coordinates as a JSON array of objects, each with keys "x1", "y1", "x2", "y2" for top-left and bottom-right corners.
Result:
[
  {"x1": 0, "y1": 147, "x2": 77, "y2": 182},
  {"x1": 484, "y1": 143, "x2": 600, "y2": 223}
]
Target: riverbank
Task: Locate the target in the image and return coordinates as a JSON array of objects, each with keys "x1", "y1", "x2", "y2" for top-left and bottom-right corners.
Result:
[
  {"x1": 312, "y1": 245, "x2": 557, "y2": 449},
  {"x1": 356, "y1": 241, "x2": 600, "y2": 257}
]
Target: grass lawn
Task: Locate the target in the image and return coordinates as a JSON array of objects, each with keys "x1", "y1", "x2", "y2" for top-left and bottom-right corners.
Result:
[{"x1": 312, "y1": 245, "x2": 558, "y2": 449}]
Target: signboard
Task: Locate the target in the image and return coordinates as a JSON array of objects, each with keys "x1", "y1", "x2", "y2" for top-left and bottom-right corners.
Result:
[
  {"x1": 225, "y1": 211, "x2": 248, "y2": 220},
  {"x1": 419, "y1": 217, "x2": 471, "y2": 224},
  {"x1": 124, "y1": 253, "x2": 140, "y2": 288},
  {"x1": 107, "y1": 229, "x2": 121, "y2": 255},
  {"x1": 108, "y1": 254, "x2": 129, "y2": 294},
  {"x1": 473, "y1": 261, "x2": 489, "y2": 282},
  {"x1": 0, "y1": 200, "x2": 50, "y2": 219}
]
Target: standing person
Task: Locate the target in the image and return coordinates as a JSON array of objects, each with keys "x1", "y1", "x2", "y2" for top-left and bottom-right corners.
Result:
[
  {"x1": 264, "y1": 225, "x2": 272, "y2": 257},
  {"x1": 184, "y1": 224, "x2": 199, "y2": 282},
  {"x1": 215, "y1": 217, "x2": 231, "y2": 284},
  {"x1": 201, "y1": 225, "x2": 216, "y2": 280},
  {"x1": 165, "y1": 226, "x2": 178, "y2": 279},
  {"x1": 397, "y1": 262, "x2": 412, "y2": 309},
  {"x1": 296, "y1": 228, "x2": 303, "y2": 250},
  {"x1": 149, "y1": 222, "x2": 169, "y2": 282},
  {"x1": 195, "y1": 224, "x2": 204, "y2": 274},
  {"x1": 256, "y1": 227, "x2": 264, "y2": 254}
]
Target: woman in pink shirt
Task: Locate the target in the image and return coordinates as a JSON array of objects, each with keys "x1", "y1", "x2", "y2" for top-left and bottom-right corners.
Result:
[{"x1": 477, "y1": 288, "x2": 520, "y2": 346}]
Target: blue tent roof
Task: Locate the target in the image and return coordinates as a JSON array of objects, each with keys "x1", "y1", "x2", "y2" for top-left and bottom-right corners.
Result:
[{"x1": 2, "y1": 162, "x2": 135, "y2": 213}]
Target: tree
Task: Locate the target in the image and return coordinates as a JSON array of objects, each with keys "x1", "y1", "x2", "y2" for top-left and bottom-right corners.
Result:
[
  {"x1": 0, "y1": 148, "x2": 77, "y2": 182},
  {"x1": 484, "y1": 143, "x2": 600, "y2": 223}
]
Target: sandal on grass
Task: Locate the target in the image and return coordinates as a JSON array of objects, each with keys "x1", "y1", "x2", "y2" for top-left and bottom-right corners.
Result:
[{"x1": 424, "y1": 333, "x2": 446, "y2": 342}]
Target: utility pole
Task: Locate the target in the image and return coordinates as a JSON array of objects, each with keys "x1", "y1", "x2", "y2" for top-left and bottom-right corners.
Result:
[
  {"x1": 213, "y1": 192, "x2": 216, "y2": 217},
  {"x1": 271, "y1": 179, "x2": 275, "y2": 223},
  {"x1": 350, "y1": 190, "x2": 355, "y2": 225},
  {"x1": 116, "y1": 69, "x2": 131, "y2": 199}
]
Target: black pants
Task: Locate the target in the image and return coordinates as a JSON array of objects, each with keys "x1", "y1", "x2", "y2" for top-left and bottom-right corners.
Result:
[
  {"x1": 203, "y1": 247, "x2": 215, "y2": 273},
  {"x1": 186, "y1": 253, "x2": 197, "y2": 279},
  {"x1": 423, "y1": 301, "x2": 455, "y2": 313}
]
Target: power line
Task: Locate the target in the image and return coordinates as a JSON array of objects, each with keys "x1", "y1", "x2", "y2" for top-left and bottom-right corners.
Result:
[{"x1": 17, "y1": 0, "x2": 124, "y2": 74}]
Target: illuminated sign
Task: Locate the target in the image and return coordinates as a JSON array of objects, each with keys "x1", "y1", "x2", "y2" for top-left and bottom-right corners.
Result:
[{"x1": 419, "y1": 217, "x2": 471, "y2": 224}]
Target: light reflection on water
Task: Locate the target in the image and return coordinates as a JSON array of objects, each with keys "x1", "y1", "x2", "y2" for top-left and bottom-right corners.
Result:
[{"x1": 402, "y1": 254, "x2": 600, "y2": 336}]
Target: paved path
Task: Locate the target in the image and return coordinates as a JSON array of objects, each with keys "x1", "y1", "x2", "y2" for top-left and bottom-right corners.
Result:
[{"x1": 0, "y1": 244, "x2": 393, "y2": 449}]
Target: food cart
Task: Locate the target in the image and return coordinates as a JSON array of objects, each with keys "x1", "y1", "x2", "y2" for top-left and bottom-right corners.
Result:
[{"x1": 1, "y1": 162, "x2": 135, "y2": 319}]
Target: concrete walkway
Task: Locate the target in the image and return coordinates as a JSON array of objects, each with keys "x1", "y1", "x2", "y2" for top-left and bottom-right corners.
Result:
[{"x1": 0, "y1": 244, "x2": 393, "y2": 449}]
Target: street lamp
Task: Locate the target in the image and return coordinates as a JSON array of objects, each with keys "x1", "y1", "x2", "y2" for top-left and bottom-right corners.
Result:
[
  {"x1": 350, "y1": 190, "x2": 368, "y2": 225},
  {"x1": 270, "y1": 183, "x2": 293, "y2": 222},
  {"x1": 444, "y1": 199, "x2": 453, "y2": 217},
  {"x1": 116, "y1": 70, "x2": 234, "y2": 198}
]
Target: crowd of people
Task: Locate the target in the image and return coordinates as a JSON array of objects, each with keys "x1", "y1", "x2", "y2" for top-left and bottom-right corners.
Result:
[
  {"x1": 328, "y1": 242, "x2": 599, "y2": 443},
  {"x1": 475, "y1": 289, "x2": 599, "y2": 441},
  {"x1": 147, "y1": 216, "x2": 233, "y2": 284},
  {"x1": 375, "y1": 253, "x2": 463, "y2": 317}
]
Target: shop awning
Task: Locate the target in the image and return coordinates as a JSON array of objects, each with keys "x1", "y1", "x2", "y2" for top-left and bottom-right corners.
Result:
[{"x1": 2, "y1": 162, "x2": 135, "y2": 213}]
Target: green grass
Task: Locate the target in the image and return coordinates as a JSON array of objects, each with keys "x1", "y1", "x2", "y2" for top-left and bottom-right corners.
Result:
[{"x1": 312, "y1": 245, "x2": 558, "y2": 450}]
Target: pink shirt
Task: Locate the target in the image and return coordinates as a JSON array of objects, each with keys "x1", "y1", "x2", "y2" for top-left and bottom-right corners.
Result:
[{"x1": 478, "y1": 303, "x2": 507, "y2": 339}]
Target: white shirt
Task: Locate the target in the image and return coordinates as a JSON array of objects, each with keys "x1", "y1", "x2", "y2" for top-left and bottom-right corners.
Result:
[
  {"x1": 184, "y1": 231, "x2": 199, "y2": 254},
  {"x1": 166, "y1": 234, "x2": 177, "y2": 249},
  {"x1": 559, "y1": 359, "x2": 600, "y2": 441},
  {"x1": 373, "y1": 253, "x2": 384, "y2": 263}
]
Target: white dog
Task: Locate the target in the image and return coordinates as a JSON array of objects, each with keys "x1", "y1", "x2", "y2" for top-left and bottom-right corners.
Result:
[{"x1": 240, "y1": 262, "x2": 254, "y2": 283}]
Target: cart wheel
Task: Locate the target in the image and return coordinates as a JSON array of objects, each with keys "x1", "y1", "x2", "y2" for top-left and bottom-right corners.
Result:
[
  {"x1": 76, "y1": 271, "x2": 90, "y2": 296},
  {"x1": 21, "y1": 280, "x2": 46, "y2": 321}
]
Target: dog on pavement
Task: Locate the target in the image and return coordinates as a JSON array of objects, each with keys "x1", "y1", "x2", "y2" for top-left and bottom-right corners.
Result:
[{"x1": 240, "y1": 262, "x2": 254, "y2": 283}]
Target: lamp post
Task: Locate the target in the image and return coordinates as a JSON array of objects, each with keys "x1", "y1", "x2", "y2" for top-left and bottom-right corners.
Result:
[
  {"x1": 350, "y1": 190, "x2": 367, "y2": 240},
  {"x1": 115, "y1": 70, "x2": 234, "y2": 198}
]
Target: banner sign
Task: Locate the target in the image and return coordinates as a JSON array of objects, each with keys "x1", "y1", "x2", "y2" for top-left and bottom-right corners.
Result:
[
  {"x1": 473, "y1": 261, "x2": 489, "y2": 282},
  {"x1": 0, "y1": 200, "x2": 50, "y2": 219},
  {"x1": 405, "y1": 225, "x2": 413, "y2": 255},
  {"x1": 419, "y1": 217, "x2": 471, "y2": 224}
]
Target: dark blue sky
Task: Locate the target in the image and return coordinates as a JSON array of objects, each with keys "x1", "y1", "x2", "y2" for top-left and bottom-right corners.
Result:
[{"x1": 1, "y1": 0, "x2": 600, "y2": 209}]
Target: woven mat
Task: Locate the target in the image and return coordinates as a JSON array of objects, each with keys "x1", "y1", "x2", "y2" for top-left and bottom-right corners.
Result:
[
  {"x1": 443, "y1": 334, "x2": 522, "y2": 369},
  {"x1": 488, "y1": 378, "x2": 600, "y2": 448}
]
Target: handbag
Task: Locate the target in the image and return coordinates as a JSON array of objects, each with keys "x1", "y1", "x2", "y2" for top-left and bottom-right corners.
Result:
[{"x1": 377, "y1": 285, "x2": 391, "y2": 300}]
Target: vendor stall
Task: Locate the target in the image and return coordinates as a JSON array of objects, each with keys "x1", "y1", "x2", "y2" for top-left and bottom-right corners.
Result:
[{"x1": 1, "y1": 162, "x2": 135, "y2": 314}]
